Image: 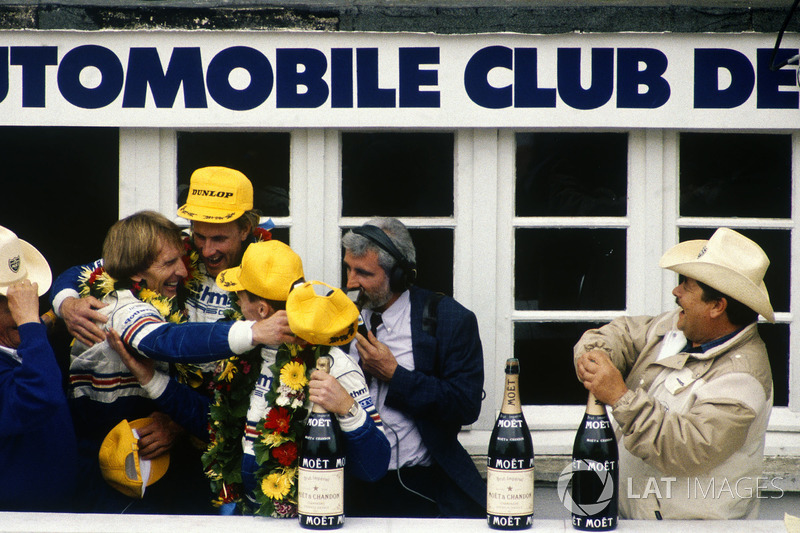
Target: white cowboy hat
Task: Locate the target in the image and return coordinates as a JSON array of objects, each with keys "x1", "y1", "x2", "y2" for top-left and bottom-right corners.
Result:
[
  {"x1": 659, "y1": 227, "x2": 774, "y2": 323},
  {"x1": 0, "y1": 226, "x2": 51, "y2": 296}
]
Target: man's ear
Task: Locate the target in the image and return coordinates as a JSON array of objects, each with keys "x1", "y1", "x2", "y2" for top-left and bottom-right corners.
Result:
[
  {"x1": 709, "y1": 297, "x2": 728, "y2": 320},
  {"x1": 257, "y1": 299, "x2": 272, "y2": 320}
]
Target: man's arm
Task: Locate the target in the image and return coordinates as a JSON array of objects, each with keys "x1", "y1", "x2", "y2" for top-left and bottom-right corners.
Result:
[
  {"x1": 109, "y1": 328, "x2": 211, "y2": 443},
  {"x1": 317, "y1": 353, "x2": 390, "y2": 482},
  {"x1": 0, "y1": 282, "x2": 69, "y2": 434},
  {"x1": 50, "y1": 260, "x2": 108, "y2": 346}
]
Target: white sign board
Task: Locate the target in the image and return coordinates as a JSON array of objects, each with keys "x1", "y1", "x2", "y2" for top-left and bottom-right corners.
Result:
[{"x1": 1, "y1": 30, "x2": 798, "y2": 129}]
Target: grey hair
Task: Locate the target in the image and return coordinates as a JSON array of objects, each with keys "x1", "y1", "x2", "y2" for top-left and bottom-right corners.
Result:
[{"x1": 342, "y1": 217, "x2": 416, "y2": 274}]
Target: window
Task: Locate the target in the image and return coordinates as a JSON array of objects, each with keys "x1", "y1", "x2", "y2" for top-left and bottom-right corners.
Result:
[
  {"x1": 514, "y1": 132, "x2": 629, "y2": 405},
  {"x1": 341, "y1": 132, "x2": 455, "y2": 294}
]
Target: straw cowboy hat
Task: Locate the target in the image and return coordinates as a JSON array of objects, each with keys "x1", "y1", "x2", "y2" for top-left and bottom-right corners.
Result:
[
  {"x1": 659, "y1": 227, "x2": 774, "y2": 322},
  {"x1": 0, "y1": 225, "x2": 51, "y2": 296}
]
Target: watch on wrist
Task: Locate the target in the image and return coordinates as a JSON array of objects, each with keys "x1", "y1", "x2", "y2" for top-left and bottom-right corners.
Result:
[{"x1": 342, "y1": 400, "x2": 359, "y2": 418}]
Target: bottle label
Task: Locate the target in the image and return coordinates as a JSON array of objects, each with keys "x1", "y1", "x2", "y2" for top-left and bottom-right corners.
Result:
[
  {"x1": 298, "y1": 467, "x2": 345, "y2": 516},
  {"x1": 486, "y1": 466, "x2": 534, "y2": 515}
]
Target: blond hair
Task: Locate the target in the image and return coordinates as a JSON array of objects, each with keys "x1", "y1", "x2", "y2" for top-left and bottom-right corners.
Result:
[{"x1": 103, "y1": 211, "x2": 183, "y2": 280}]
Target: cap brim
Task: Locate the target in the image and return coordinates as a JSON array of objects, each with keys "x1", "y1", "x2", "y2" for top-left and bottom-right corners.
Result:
[
  {"x1": 0, "y1": 239, "x2": 51, "y2": 296},
  {"x1": 216, "y1": 266, "x2": 245, "y2": 293},
  {"x1": 177, "y1": 204, "x2": 244, "y2": 223}
]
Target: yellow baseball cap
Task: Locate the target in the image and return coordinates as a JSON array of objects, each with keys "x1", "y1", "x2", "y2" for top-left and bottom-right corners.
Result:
[
  {"x1": 286, "y1": 281, "x2": 360, "y2": 346},
  {"x1": 216, "y1": 240, "x2": 305, "y2": 302},
  {"x1": 177, "y1": 166, "x2": 253, "y2": 223},
  {"x1": 98, "y1": 418, "x2": 170, "y2": 499}
]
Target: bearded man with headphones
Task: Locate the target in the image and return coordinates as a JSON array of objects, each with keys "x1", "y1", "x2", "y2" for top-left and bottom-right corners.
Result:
[{"x1": 343, "y1": 217, "x2": 486, "y2": 518}]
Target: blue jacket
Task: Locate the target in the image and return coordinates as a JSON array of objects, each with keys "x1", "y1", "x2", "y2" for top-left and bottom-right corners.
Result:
[
  {"x1": 0, "y1": 322, "x2": 77, "y2": 511},
  {"x1": 386, "y1": 286, "x2": 486, "y2": 512}
]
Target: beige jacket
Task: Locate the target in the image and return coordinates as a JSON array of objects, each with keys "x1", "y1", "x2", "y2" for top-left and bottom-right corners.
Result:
[{"x1": 574, "y1": 310, "x2": 772, "y2": 519}]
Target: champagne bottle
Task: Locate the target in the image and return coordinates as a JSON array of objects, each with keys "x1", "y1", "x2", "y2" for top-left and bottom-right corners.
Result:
[
  {"x1": 487, "y1": 358, "x2": 534, "y2": 530},
  {"x1": 299, "y1": 355, "x2": 345, "y2": 530},
  {"x1": 570, "y1": 393, "x2": 618, "y2": 531}
]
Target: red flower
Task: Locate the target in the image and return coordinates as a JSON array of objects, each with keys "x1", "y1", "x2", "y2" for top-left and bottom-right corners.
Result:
[
  {"x1": 272, "y1": 441, "x2": 298, "y2": 466},
  {"x1": 264, "y1": 407, "x2": 291, "y2": 435},
  {"x1": 253, "y1": 227, "x2": 272, "y2": 242}
]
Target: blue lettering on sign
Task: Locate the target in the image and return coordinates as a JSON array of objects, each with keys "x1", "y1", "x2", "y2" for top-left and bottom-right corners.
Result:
[
  {"x1": 122, "y1": 47, "x2": 207, "y2": 108},
  {"x1": 464, "y1": 46, "x2": 671, "y2": 110},
  {"x1": 276, "y1": 48, "x2": 328, "y2": 108},
  {"x1": 694, "y1": 48, "x2": 754, "y2": 108},
  {"x1": 58, "y1": 45, "x2": 124, "y2": 109},
  {"x1": 0, "y1": 48, "x2": 8, "y2": 103},
  {"x1": 11, "y1": 46, "x2": 57, "y2": 107},
  {"x1": 557, "y1": 47, "x2": 614, "y2": 110},
  {"x1": 399, "y1": 47, "x2": 440, "y2": 107},
  {"x1": 330, "y1": 48, "x2": 353, "y2": 108},
  {"x1": 206, "y1": 46, "x2": 273, "y2": 111},
  {"x1": 616, "y1": 48, "x2": 670, "y2": 108},
  {"x1": 464, "y1": 45, "x2": 512, "y2": 109},
  {"x1": 515, "y1": 48, "x2": 557, "y2": 108},
  {"x1": 757, "y1": 48, "x2": 799, "y2": 109},
  {"x1": 1, "y1": 43, "x2": 796, "y2": 112},
  {"x1": 357, "y1": 48, "x2": 396, "y2": 108}
]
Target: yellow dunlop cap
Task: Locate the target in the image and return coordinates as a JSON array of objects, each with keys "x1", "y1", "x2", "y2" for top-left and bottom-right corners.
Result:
[
  {"x1": 286, "y1": 280, "x2": 360, "y2": 346},
  {"x1": 98, "y1": 418, "x2": 170, "y2": 499},
  {"x1": 216, "y1": 240, "x2": 304, "y2": 302},
  {"x1": 177, "y1": 166, "x2": 253, "y2": 223}
]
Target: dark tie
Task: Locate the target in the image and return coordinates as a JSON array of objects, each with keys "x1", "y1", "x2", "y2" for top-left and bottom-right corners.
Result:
[{"x1": 370, "y1": 313, "x2": 383, "y2": 337}]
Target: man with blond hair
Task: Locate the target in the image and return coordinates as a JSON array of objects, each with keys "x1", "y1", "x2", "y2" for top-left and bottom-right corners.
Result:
[{"x1": 575, "y1": 228, "x2": 774, "y2": 519}]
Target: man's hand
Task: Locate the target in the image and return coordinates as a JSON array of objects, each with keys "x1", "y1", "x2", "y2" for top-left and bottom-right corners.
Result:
[
  {"x1": 251, "y1": 310, "x2": 298, "y2": 346},
  {"x1": 6, "y1": 280, "x2": 41, "y2": 326},
  {"x1": 137, "y1": 412, "x2": 182, "y2": 460},
  {"x1": 576, "y1": 349, "x2": 628, "y2": 406},
  {"x1": 60, "y1": 296, "x2": 108, "y2": 346},
  {"x1": 108, "y1": 328, "x2": 155, "y2": 386},
  {"x1": 354, "y1": 331, "x2": 398, "y2": 382},
  {"x1": 309, "y1": 369, "x2": 356, "y2": 416}
]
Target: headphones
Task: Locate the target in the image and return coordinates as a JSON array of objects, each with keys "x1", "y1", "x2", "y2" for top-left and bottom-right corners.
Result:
[{"x1": 351, "y1": 225, "x2": 417, "y2": 293}]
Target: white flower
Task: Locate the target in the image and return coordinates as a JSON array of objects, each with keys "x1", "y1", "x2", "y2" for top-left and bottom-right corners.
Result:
[
  {"x1": 276, "y1": 395, "x2": 290, "y2": 407},
  {"x1": 291, "y1": 398, "x2": 304, "y2": 409}
]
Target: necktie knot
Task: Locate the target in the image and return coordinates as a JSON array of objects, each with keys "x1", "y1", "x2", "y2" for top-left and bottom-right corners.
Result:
[{"x1": 370, "y1": 313, "x2": 383, "y2": 336}]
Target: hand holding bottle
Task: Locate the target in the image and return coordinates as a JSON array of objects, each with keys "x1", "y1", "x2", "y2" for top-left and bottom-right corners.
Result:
[{"x1": 576, "y1": 350, "x2": 628, "y2": 406}]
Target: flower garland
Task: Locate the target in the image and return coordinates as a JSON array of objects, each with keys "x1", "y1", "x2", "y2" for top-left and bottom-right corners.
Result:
[{"x1": 203, "y1": 342, "x2": 328, "y2": 517}]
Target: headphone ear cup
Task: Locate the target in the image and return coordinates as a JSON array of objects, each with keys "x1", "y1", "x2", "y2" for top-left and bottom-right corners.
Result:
[{"x1": 388, "y1": 265, "x2": 408, "y2": 293}]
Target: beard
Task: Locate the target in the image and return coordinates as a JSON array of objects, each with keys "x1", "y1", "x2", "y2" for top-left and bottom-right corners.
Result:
[{"x1": 361, "y1": 279, "x2": 394, "y2": 311}]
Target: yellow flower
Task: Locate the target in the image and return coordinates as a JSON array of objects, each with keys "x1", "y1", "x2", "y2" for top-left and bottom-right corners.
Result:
[
  {"x1": 287, "y1": 344, "x2": 301, "y2": 357},
  {"x1": 280, "y1": 361, "x2": 308, "y2": 391},
  {"x1": 149, "y1": 297, "x2": 172, "y2": 318},
  {"x1": 261, "y1": 432, "x2": 287, "y2": 447},
  {"x1": 97, "y1": 272, "x2": 117, "y2": 296},
  {"x1": 261, "y1": 472, "x2": 292, "y2": 500},
  {"x1": 138, "y1": 288, "x2": 159, "y2": 301},
  {"x1": 168, "y1": 311, "x2": 184, "y2": 324},
  {"x1": 218, "y1": 361, "x2": 237, "y2": 382}
]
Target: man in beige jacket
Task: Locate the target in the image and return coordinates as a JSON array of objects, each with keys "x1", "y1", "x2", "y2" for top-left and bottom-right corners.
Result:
[{"x1": 574, "y1": 228, "x2": 774, "y2": 519}]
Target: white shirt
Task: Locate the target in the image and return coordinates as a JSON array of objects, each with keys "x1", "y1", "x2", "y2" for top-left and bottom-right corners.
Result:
[{"x1": 356, "y1": 291, "x2": 431, "y2": 470}]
